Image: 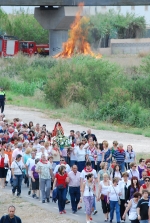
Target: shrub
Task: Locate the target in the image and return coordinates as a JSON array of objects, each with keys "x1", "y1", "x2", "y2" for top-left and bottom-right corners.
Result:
[{"x1": 0, "y1": 77, "x2": 11, "y2": 90}]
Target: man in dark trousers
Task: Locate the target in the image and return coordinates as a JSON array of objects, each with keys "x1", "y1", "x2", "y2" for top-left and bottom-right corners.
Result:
[
  {"x1": 0, "y1": 86, "x2": 6, "y2": 114},
  {"x1": 0, "y1": 205, "x2": 22, "y2": 223}
]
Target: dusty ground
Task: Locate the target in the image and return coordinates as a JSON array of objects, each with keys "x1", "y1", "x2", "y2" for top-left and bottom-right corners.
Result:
[
  {"x1": 4, "y1": 105, "x2": 150, "y2": 153},
  {"x1": 0, "y1": 191, "x2": 78, "y2": 223}
]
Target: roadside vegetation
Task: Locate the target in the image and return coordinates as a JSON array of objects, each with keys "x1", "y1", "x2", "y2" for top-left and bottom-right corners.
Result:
[{"x1": 1, "y1": 53, "x2": 150, "y2": 137}]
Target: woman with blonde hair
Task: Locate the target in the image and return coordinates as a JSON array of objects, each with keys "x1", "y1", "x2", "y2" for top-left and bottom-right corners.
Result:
[
  {"x1": 103, "y1": 141, "x2": 112, "y2": 169},
  {"x1": 97, "y1": 173, "x2": 111, "y2": 221},
  {"x1": 98, "y1": 162, "x2": 110, "y2": 183},
  {"x1": 51, "y1": 142, "x2": 62, "y2": 165},
  {"x1": 44, "y1": 141, "x2": 52, "y2": 156}
]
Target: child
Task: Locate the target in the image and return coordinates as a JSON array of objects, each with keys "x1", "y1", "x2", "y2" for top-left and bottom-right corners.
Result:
[{"x1": 137, "y1": 189, "x2": 149, "y2": 223}]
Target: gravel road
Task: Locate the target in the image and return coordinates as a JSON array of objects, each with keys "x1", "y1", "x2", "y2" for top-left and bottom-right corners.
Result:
[{"x1": 4, "y1": 105, "x2": 150, "y2": 153}]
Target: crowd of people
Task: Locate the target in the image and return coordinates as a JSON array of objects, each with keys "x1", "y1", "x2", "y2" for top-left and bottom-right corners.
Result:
[{"x1": 1, "y1": 114, "x2": 150, "y2": 223}]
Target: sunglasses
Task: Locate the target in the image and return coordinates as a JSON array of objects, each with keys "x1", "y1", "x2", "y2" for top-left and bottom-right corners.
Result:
[
  {"x1": 60, "y1": 160, "x2": 65, "y2": 161},
  {"x1": 145, "y1": 180, "x2": 150, "y2": 182},
  {"x1": 134, "y1": 166, "x2": 137, "y2": 167},
  {"x1": 147, "y1": 167, "x2": 150, "y2": 168}
]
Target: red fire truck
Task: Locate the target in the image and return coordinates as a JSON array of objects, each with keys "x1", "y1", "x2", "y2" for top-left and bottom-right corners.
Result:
[
  {"x1": 19, "y1": 41, "x2": 49, "y2": 56},
  {"x1": 0, "y1": 35, "x2": 49, "y2": 57},
  {"x1": 0, "y1": 35, "x2": 19, "y2": 57}
]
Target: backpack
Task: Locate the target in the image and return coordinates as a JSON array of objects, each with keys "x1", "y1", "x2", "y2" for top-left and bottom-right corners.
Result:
[{"x1": 3, "y1": 215, "x2": 18, "y2": 223}]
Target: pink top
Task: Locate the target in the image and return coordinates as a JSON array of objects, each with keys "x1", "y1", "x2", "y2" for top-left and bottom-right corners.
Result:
[
  {"x1": 12, "y1": 148, "x2": 23, "y2": 160},
  {"x1": 61, "y1": 148, "x2": 67, "y2": 157},
  {"x1": 68, "y1": 171, "x2": 80, "y2": 187}
]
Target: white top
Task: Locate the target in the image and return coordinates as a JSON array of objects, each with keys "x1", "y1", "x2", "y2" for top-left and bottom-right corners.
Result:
[
  {"x1": 111, "y1": 171, "x2": 122, "y2": 180},
  {"x1": 83, "y1": 181, "x2": 94, "y2": 196},
  {"x1": 11, "y1": 160, "x2": 25, "y2": 175},
  {"x1": 26, "y1": 158, "x2": 35, "y2": 176},
  {"x1": 33, "y1": 143, "x2": 41, "y2": 152},
  {"x1": 75, "y1": 148, "x2": 86, "y2": 162},
  {"x1": 35, "y1": 151, "x2": 48, "y2": 159},
  {"x1": 70, "y1": 146, "x2": 77, "y2": 161},
  {"x1": 129, "y1": 198, "x2": 138, "y2": 216},
  {"x1": 127, "y1": 169, "x2": 140, "y2": 180},
  {"x1": 80, "y1": 169, "x2": 97, "y2": 180},
  {"x1": 53, "y1": 163, "x2": 71, "y2": 174},
  {"x1": 100, "y1": 180, "x2": 111, "y2": 195},
  {"x1": 108, "y1": 185, "x2": 121, "y2": 201},
  {"x1": 118, "y1": 179, "x2": 131, "y2": 199}
]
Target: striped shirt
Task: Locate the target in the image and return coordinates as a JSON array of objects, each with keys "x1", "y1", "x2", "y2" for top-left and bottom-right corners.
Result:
[{"x1": 113, "y1": 149, "x2": 125, "y2": 163}]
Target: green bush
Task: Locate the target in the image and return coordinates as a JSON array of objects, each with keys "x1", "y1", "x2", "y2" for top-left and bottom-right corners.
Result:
[
  {"x1": 0, "y1": 77, "x2": 11, "y2": 90},
  {"x1": 10, "y1": 81, "x2": 37, "y2": 96}
]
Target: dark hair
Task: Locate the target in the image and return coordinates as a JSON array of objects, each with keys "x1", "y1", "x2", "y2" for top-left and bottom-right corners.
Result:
[
  {"x1": 112, "y1": 165, "x2": 122, "y2": 179},
  {"x1": 16, "y1": 154, "x2": 22, "y2": 160},
  {"x1": 133, "y1": 192, "x2": 141, "y2": 198},
  {"x1": 70, "y1": 130, "x2": 74, "y2": 133},
  {"x1": 28, "y1": 121, "x2": 33, "y2": 129},
  {"x1": 99, "y1": 143, "x2": 103, "y2": 151},
  {"x1": 85, "y1": 173, "x2": 93, "y2": 180},
  {"x1": 131, "y1": 177, "x2": 140, "y2": 189},
  {"x1": 35, "y1": 158, "x2": 40, "y2": 164},
  {"x1": 139, "y1": 158, "x2": 144, "y2": 163},
  {"x1": 79, "y1": 142, "x2": 84, "y2": 147},
  {"x1": 86, "y1": 161, "x2": 92, "y2": 167}
]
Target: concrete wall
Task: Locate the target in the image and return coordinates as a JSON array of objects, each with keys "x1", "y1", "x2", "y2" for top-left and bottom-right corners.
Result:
[{"x1": 110, "y1": 38, "x2": 150, "y2": 54}]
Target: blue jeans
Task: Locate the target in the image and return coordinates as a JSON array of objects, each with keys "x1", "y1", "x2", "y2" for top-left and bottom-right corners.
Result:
[
  {"x1": 140, "y1": 220, "x2": 148, "y2": 223},
  {"x1": 93, "y1": 194, "x2": 97, "y2": 210},
  {"x1": 97, "y1": 161, "x2": 101, "y2": 172},
  {"x1": 70, "y1": 160, "x2": 77, "y2": 167},
  {"x1": 110, "y1": 200, "x2": 120, "y2": 223},
  {"x1": 77, "y1": 161, "x2": 85, "y2": 172},
  {"x1": 57, "y1": 187, "x2": 66, "y2": 212},
  {"x1": 118, "y1": 162, "x2": 125, "y2": 172},
  {"x1": 12, "y1": 174, "x2": 23, "y2": 195},
  {"x1": 69, "y1": 186, "x2": 80, "y2": 212}
]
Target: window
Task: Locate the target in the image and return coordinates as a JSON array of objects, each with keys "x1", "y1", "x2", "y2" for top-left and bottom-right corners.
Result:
[{"x1": 29, "y1": 44, "x2": 34, "y2": 48}]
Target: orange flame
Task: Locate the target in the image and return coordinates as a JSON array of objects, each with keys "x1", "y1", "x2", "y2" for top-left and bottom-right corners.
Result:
[{"x1": 54, "y1": 2, "x2": 102, "y2": 58}]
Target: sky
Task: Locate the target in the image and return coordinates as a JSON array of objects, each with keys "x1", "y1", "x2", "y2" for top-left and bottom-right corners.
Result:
[{"x1": 1, "y1": 6, "x2": 34, "y2": 14}]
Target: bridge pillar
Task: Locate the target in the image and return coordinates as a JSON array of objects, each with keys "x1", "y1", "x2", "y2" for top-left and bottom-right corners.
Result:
[{"x1": 34, "y1": 6, "x2": 82, "y2": 56}]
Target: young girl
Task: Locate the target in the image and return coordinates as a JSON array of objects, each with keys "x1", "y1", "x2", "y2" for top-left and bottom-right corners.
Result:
[
  {"x1": 81, "y1": 173, "x2": 96, "y2": 223},
  {"x1": 111, "y1": 164, "x2": 122, "y2": 181}
]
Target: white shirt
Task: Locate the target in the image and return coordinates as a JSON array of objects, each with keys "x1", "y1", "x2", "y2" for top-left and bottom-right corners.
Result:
[
  {"x1": 33, "y1": 143, "x2": 41, "y2": 152},
  {"x1": 111, "y1": 171, "x2": 122, "y2": 180},
  {"x1": 26, "y1": 158, "x2": 35, "y2": 176},
  {"x1": 75, "y1": 148, "x2": 85, "y2": 162},
  {"x1": 80, "y1": 169, "x2": 97, "y2": 180},
  {"x1": 118, "y1": 179, "x2": 131, "y2": 199},
  {"x1": 100, "y1": 180, "x2": 111, "y2": 195},
  {"x1": 127, "y1": 169, "x2": 140, "y2": 180},
  {"x1": 108, "y1": 185, "x2": 121, "y2": 201},
  {"x1": 70, "y1": 146, "x2": 77, "y2": 161},
  {"x1": 11, "y1": 160, "x2": 25, "y2": 175},
  {"x1": 83, "y1": 181, "x2": 94, "y2": 196},
  {"x1": 53, "y1": 163, "x2": 71, "y2": 174}
]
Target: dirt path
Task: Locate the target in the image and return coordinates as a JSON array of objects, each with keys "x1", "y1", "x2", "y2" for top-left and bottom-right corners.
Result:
[{"x1": 4, "y1": 105, "x2": 150, "y2": 153}]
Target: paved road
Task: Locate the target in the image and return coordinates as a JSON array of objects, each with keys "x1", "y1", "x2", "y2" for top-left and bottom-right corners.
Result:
[
  {"x1": 4, "y1": 105, "x2": 150, "y2": 153},
  {"x1": 4, "y1": 182, "x2": 130, "y2": 223}
]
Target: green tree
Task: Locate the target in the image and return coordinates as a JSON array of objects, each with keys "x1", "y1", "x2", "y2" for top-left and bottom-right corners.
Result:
[
  {"x1": 0, "y1": 8, "x2": 12, "y2": 35},
  {"x1": 9, "y1": 8, "x2": 48, "y2": 43}
]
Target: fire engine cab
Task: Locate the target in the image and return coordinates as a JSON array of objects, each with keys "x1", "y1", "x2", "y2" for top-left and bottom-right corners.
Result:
[
  {"x1": 19, "y1": 41, "x2": 49, "y2": 56},
  {"x1": 0, "y1": 35, "x2": 19, "y2": 57}
]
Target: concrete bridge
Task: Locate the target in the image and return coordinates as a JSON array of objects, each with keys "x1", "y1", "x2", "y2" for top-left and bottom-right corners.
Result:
[
  {"x1": 1, "y1": 0, "x2": 150, "y2": 56},
  {"x1": 0, "y1": 0, "x2": 150, "y2": 6}
]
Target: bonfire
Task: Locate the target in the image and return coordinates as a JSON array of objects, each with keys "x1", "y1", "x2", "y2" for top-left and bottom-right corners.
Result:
[{"x1": 54, "y1": 3, "x2": 102, "y2": 58}]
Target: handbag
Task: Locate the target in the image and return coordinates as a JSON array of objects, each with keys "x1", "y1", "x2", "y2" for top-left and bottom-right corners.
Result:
[
  {"x1": 112, "y1": 185, "x2": 121, "y2": 205},
  {"x1": 100, "y1": 194, "x2": 105, "y2": 200}
]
